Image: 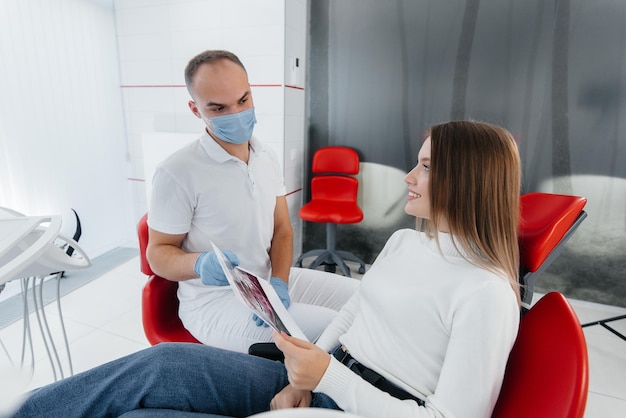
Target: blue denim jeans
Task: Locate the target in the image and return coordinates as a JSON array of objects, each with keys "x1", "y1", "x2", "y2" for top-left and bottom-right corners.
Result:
[{"x1": 12, "y1": 343, "x2": 339, "y2": 418}]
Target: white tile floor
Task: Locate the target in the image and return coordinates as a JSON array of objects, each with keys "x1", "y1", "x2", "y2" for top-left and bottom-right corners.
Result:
[{"x1": 1, "y1": 253, "x2": 625, "y2": 417}]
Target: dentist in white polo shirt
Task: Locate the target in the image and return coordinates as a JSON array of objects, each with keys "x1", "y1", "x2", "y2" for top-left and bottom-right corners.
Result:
[{"x1": 146, "y1": 50, "x2": 360, "y2": 353}]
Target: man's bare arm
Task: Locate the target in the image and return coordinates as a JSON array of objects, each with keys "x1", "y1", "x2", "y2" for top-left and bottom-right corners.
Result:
[
  {"x1": 146, "y1": 228, "x2": 200, "y2": 281},
  {"x1": 270, "y1": 196, "x2": 294, "y2": 282}
]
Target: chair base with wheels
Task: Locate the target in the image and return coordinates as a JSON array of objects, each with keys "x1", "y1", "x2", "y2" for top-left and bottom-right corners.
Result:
[
  {"x1": 581, "y1": 314, "x2": 626, "y2": 341},
  {"x1": 296, "y1": 223, "x2": 366, "y2": 276}
]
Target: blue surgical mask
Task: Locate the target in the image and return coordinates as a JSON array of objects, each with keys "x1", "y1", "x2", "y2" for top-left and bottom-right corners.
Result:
[{"x1": 203, "y1": 107, "x2": 257, "y2": 144}]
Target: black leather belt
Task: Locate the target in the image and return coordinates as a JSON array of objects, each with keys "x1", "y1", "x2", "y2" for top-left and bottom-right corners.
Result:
[{"x1": 331, "y1": 346, "x2": 425, "y2": 406}]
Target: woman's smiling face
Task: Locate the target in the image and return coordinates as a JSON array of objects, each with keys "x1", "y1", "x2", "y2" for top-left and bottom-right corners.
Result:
[{"x1": 404, "y1": 137, "x2": 431, "y2": 219}]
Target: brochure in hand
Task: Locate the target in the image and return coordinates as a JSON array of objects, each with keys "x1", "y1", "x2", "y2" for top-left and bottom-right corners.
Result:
[{"x1": 210, "y1": 242, "x2": 308, "y2": 341}]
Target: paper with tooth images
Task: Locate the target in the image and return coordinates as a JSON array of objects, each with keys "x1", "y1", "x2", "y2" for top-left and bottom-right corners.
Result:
[{"x1": 209, "y1": 242, "x2": 308, "y2": 341}]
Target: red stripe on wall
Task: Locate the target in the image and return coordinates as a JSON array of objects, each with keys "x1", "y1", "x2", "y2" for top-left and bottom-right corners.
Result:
[
  {"x1": 121, "y1": 85, "x2": 186, "y2": 88},
  {"x1": 120, "y1": 84, "x2": 287, "y2": 88},
  {"x1": 128, "y1": 183, "x2": 303, "y2": 193},
  {"x1": 286, "y1": 188, "x2": 302, "y2": 196}
]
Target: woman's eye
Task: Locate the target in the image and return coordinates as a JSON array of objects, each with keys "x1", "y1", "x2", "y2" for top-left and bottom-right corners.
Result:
[{"x1": 423, "y1": 164, "x2": 430, "y2": 172}]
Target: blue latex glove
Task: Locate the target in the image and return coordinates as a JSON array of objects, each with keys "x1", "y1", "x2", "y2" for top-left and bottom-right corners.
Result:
[
  {"x1": 269, "y1": 276, "x2": 291, "y2": 309},
  {"x1": 252, "y1": 313, "x2": 268, "y2": 327},
  {"x1": 252, "y1": 276, "x2": 291, "y2": 327},
  {"x1": 194, "y1": 250, "x2": 239, "y2": 286}
]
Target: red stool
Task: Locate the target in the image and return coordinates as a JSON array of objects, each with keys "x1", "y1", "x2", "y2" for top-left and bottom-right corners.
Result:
[{"x1": 296, "y1": 146, "x2": 366, "y2": 277}]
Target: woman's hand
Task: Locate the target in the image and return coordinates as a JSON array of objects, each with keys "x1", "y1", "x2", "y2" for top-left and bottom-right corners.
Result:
[
  {"x1": 273, "y1": 331, "x2": 331, "y2": 391},
  {"x1": 270, "y1": 384, "x2": 312, "y2": 409}
]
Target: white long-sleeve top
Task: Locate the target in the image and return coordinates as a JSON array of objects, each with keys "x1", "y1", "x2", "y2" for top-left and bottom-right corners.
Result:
[{"x1": 314, "y1": 229, "x2": 520, "y2": 418}]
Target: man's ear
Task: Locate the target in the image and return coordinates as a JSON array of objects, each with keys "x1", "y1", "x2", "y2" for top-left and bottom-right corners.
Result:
[{"x1": 188, "y1": 100, "x2": 201, "y2": 118}]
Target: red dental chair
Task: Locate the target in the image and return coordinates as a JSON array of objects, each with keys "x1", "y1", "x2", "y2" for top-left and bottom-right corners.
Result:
[{"x1": 491, "y1": 193, "x2": 589, "y2": 416}]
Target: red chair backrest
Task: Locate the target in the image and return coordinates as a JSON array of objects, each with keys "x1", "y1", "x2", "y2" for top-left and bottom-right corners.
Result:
[
  {"x1": 492, "y1": 292, "x2": 589, "y2": 418},
  {"x1": 312, "y1": 146, "x2": 360, "y2": 175},
  {"x1": 137, "y1": 213, "x2": 153, "y2": 276},
  {"x1": 137, "y1": 212, "x2": 200, "y2": 345},
  {"x1": 519, "y1": 192, "x2": 587, "y2": 273},
  {"x1": 141, "y1": 275, "x2": 200, "y2": 345}
]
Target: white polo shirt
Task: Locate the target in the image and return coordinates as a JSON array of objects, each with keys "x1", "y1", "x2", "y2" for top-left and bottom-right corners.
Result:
[{"x1": 148, "y1": 133, "x2": 285, "y2": 309}]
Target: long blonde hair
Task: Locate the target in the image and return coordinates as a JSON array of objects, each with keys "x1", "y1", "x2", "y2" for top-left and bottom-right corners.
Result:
[{"x1": 422, "y1": 121, "x2": 521, "y2": 306}]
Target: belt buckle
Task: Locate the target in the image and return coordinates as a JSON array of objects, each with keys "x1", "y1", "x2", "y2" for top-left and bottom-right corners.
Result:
[{"x1": 334, "y1": 345, "x2": 351, "y2": 364}]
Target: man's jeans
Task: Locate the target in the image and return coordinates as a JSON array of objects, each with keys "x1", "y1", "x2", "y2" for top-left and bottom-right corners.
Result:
[{"x1": 12, "y1": 343, "x2": 339, "y2": 418}]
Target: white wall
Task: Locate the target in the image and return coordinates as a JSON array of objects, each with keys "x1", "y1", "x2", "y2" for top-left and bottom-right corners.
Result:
[
  {"x1": 284, "y1": 0, "x2": 308, "y2": 256},
  {"x1": 0, "y1": 0, "x2": 308, "y2": 259},
  {"x1": 115, "y1": 0, "x2": 308, "y2": 257},
  {"x1": 0, "y1": 0, "x2": 133, "y2": 258}
]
